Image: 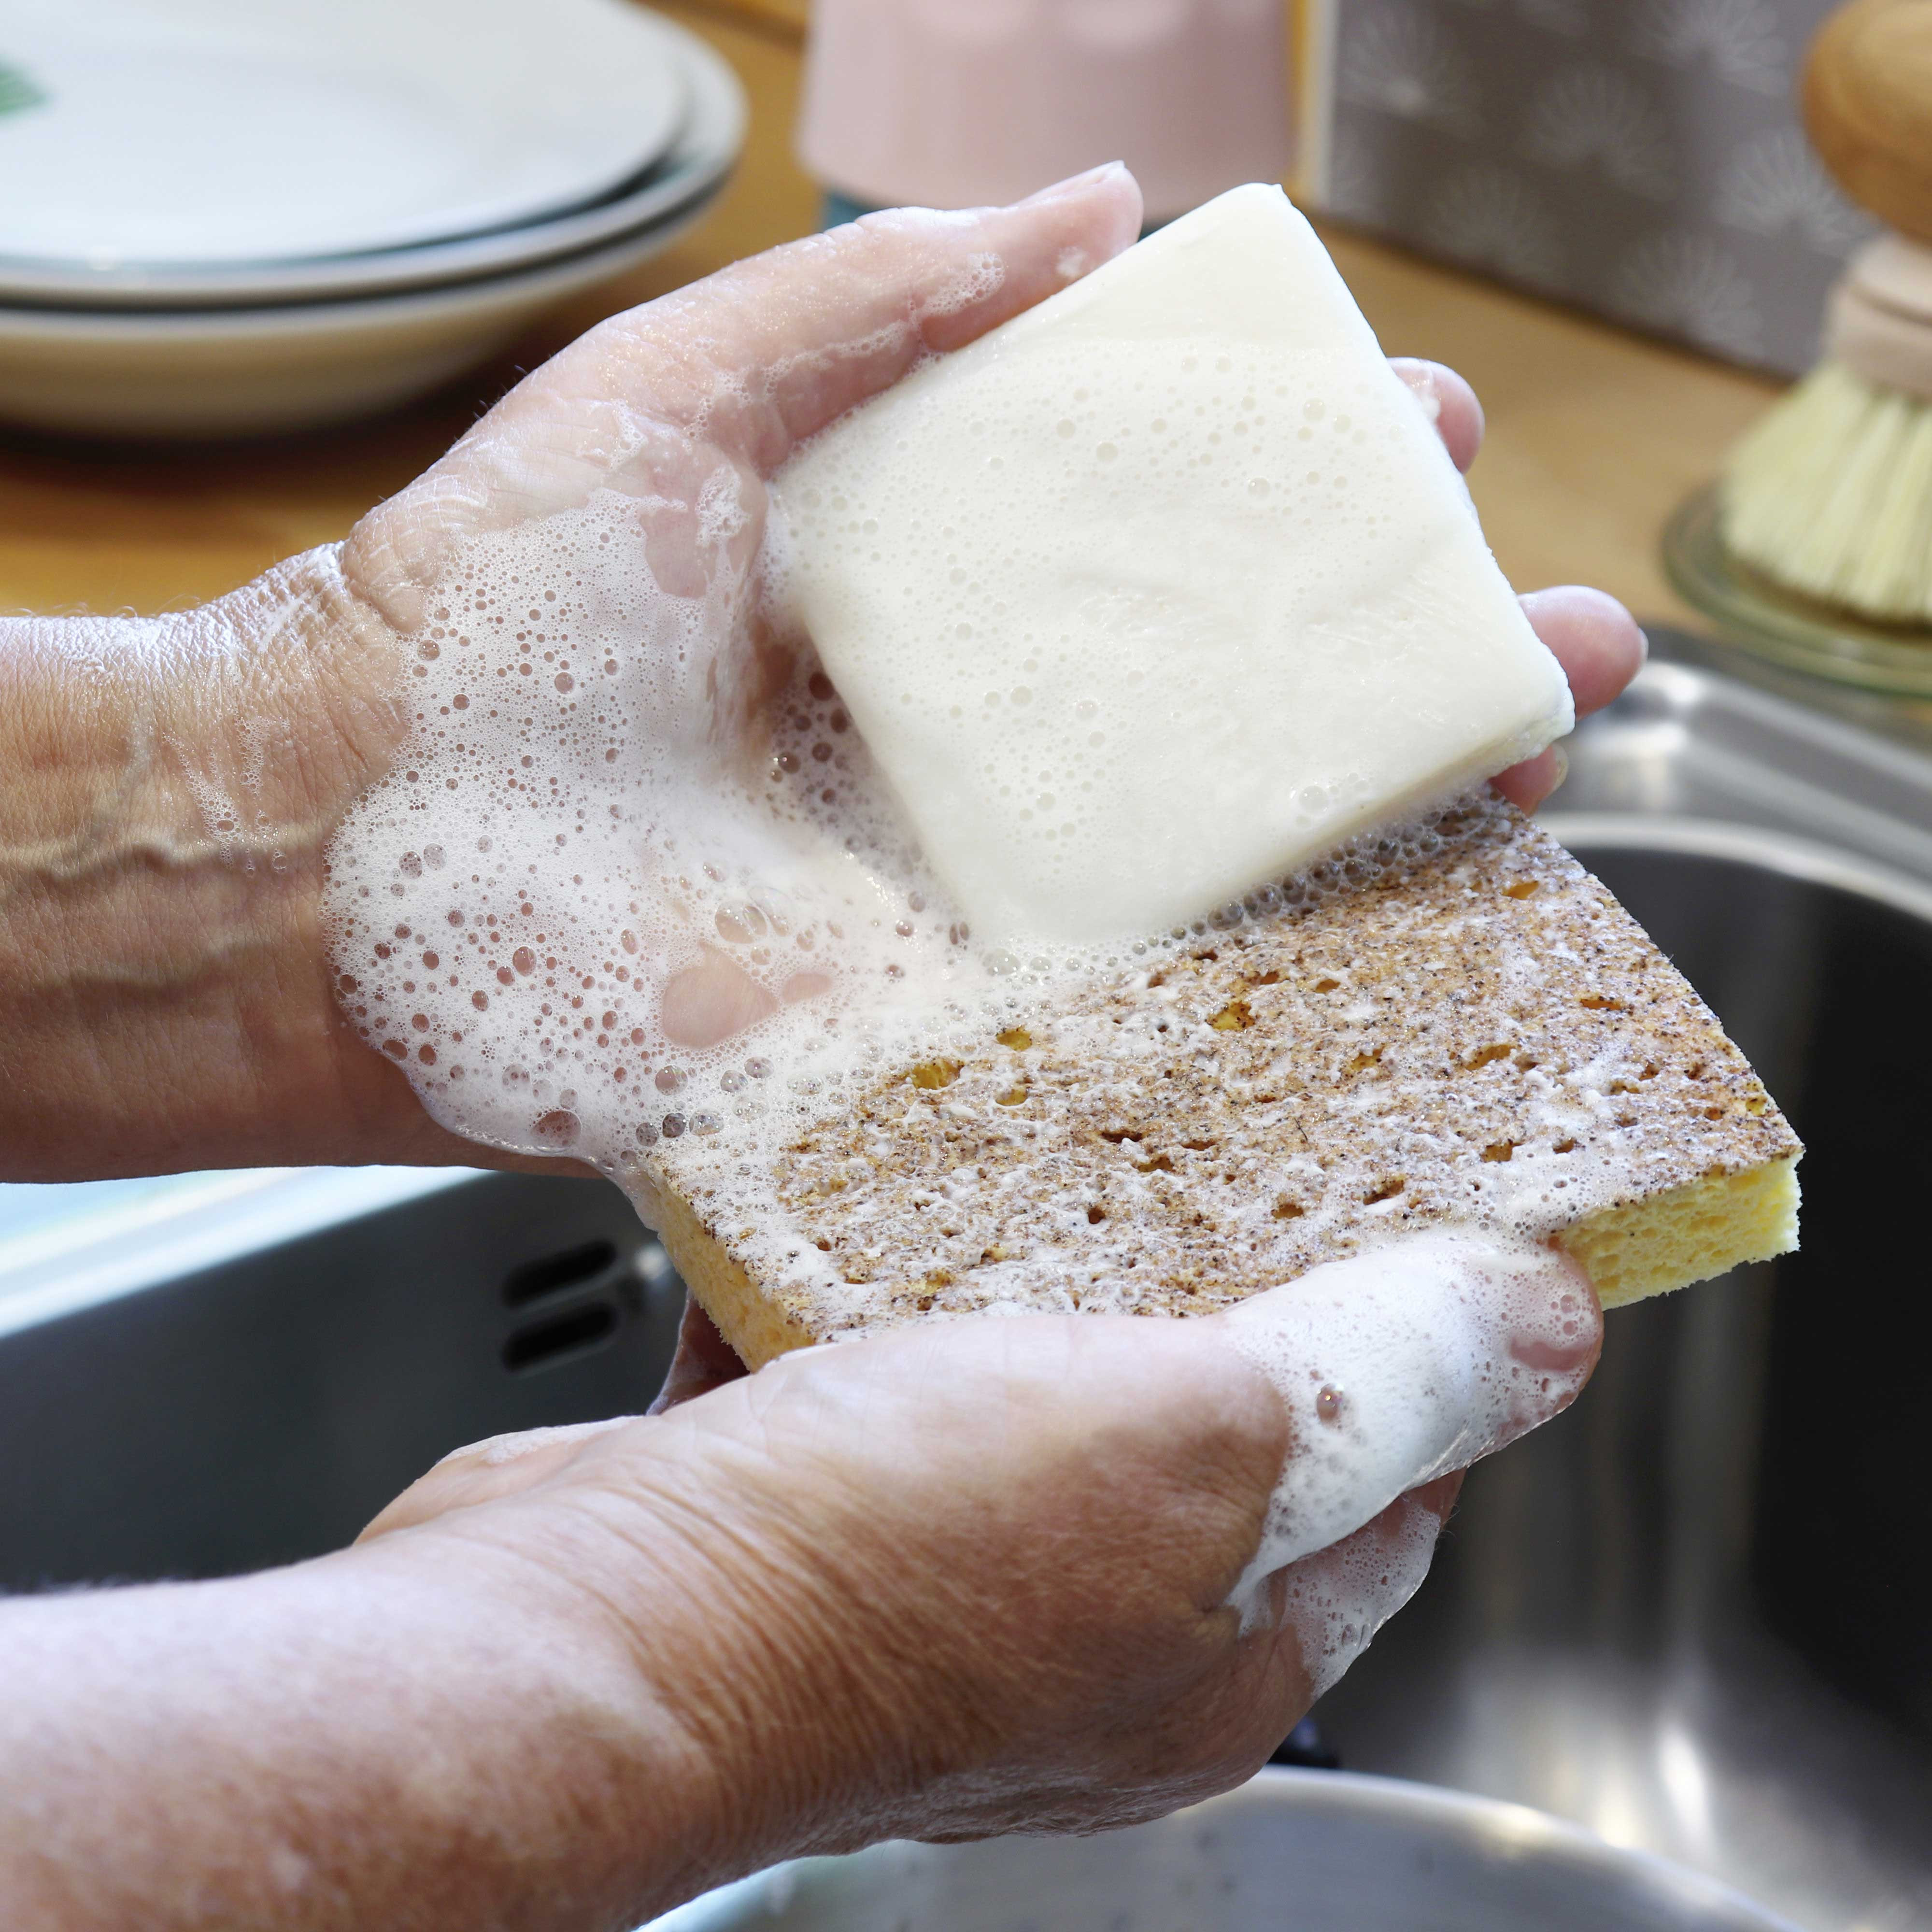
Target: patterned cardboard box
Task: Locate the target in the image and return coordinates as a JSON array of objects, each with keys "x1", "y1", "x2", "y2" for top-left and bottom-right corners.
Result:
[{"x1": 1295, "y1": 0, "x2": 1872, "y2": 374}]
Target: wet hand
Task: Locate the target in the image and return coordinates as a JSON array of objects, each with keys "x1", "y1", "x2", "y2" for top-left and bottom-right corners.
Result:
[{"x1": 362, "y1": 1239, "x2": 1600, "y2": 1851}]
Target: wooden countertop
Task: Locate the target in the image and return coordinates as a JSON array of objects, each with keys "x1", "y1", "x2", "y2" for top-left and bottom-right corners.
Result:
[{"x1": 0, "y1": 1, "x2": 1781, "y2": 626}]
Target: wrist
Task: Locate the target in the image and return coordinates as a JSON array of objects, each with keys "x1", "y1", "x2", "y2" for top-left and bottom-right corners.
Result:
[
  {"x1": 379, "y1": 1422, "x2": 942, "y2": 1886},
  {"x1": 311, "y1": 1525, "x2": 727, "y2": 1927},
  {"x1": 339, "y1": 1472, "x2": 791, "y2": 1921},
  {"x1": 0, "y1": 550, "x2": 418, "y2": 1178}
]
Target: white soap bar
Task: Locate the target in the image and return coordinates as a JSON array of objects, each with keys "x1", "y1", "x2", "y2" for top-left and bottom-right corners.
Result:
[{"x1": 774, "y1": 184, "x2": 1572, "y2": 949}]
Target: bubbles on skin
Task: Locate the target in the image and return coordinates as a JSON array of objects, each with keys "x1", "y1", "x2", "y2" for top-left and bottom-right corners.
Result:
[
  {"x1": 1276, "y1": 1491, "x2": 1444, "y2": 1700},
  {"x1": 324, "y1": 474, "x2": 1498, "y2": 1215},
  {"x1": 916, "y1": 252, "x2": 1007, "y2": 321},
  {"x1": 326, "y1": 491, "x2": 994, "y2": 1186},
  {"x1": 1216, "y1": 1234, "x2": 1598, "y2": 1632},
  {"x1": 328, "y1": 476, "x2": 1186, "y2": 1196}
]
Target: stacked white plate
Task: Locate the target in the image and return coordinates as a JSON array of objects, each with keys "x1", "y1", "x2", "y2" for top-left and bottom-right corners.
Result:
[{"x1": 0, "y1": 0, "x2": 745, "y2": 437}]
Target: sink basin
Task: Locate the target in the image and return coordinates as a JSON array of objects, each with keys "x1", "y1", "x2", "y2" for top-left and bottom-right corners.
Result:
[
  {"x1": 1316, "y1": 630, "x2": 1932, "y2": 1932},
  {"x1": 0, "y1": 1169, "x2": 686, "y2": 1588},
  {"x1": 0, "y1": 629, "x2": 1925, "y2": 1929}
]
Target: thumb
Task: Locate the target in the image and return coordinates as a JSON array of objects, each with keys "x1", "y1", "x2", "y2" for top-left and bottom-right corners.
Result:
[
  {"x1": 1211, "y1": 1236, "x2": 1601, "y2": 1625},
  {"x1": 1266, "y1": 1473, "x2": 1463, "y2": 1704}
]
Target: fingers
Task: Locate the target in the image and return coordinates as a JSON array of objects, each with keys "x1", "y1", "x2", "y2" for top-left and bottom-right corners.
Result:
[
  {"x1": 346, "y1": 166, "x2": 1143, "y2": 629},
  {"x1": 1519, "y1": 586, "x2": 1648, "y2": 717},
  {"x1": 646, "y1": 1298, "x2": 750, "y2": 1415},
  {"x1": 1385, "y1": 370, "x2": 1643, "y2": 728},
  {"x1": 1211, "y1": 1234, "x2": 1600, "y2": 1621},
  {"x1": 1384, "y1": 362, "x2": 1646, "y2": 817},
  {"x1": 515, "y1": 162, "x2": 1143, "y2": 480},
  {"x1": 1390, "y1": 358, "x2": 1484, "y2": 473},
  {"x1": 627, "y1": 163, "x2": 1145, "y2": 470},
  {"x1": 1493, "y1": 586, "x2": 1647, "y2": 812},
  {"x1": 1492, "y1": 743, "x2": 1568, "y2": 815}
]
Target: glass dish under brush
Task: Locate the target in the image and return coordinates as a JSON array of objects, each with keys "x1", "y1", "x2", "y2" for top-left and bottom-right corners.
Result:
[{"x1": 1663, "y1": 483, "x2": 1932, "y2": 700}]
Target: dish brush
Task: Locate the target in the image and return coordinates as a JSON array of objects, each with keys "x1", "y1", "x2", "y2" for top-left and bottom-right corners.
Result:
[{"x1": 1719, "y1": 0, "x2": 1932, "y2": 628}]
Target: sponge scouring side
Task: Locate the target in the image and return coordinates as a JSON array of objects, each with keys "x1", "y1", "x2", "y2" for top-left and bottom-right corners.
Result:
[{"x1": 652, "y1": 801, "x2": 1802, "y2": 1368}]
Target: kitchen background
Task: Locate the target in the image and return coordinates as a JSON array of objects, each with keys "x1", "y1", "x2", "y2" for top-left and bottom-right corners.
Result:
[
  {"x1": 1307, "y1": 0, "x2": 1869, "y2": 375},
  {"x1": 0, "y1": 6, "x2": 1927, "y2": 1929}
]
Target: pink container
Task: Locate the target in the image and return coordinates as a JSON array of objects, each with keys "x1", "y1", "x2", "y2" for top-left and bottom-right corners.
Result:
[{"x1": 797, "y1": 0, "x2": 1294, "y2": 224}]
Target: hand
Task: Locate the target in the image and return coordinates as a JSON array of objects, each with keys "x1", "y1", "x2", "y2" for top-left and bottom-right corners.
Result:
[
  {"x1": 0, "y1": 170, "x2": 1142, "y2": 1180},
  {"x1": 15, "y1": 1239, "x2": 1595, "y2": 1932},
  {"x1": 0, "y1": 165, "x2": 1642, "y2": 1184},
  {"x1": 365, "y1": 1238, "x2": 1600, "y2": 1864},
  {"x1": 331, "y1": 183, "x2": 1641, "y2": 1176},
  {"x1": 1385, "y1": 356, "x2": 1642, "y2": 812}
]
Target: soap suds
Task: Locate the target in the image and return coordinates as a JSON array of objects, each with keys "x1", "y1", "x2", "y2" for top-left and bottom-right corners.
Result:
[
  {"x1": 1279, "y1": 1498, "x2": 1443, "y2": 1696},
  {"x1": 325, "y1": 491, "x2": 984, "y2": 1177},
  {"x1": 1214, "y1": 1236, "x2": 1593, "y2": 1636},
  {"x1": 322, "y1": 485, "x2": 1497, "y2": 1204}
]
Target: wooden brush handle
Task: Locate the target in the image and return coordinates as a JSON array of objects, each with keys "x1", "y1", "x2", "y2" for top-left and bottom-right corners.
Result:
[{"x1": 1807, "y1": 0, "x2": 1932, "y2": 241}]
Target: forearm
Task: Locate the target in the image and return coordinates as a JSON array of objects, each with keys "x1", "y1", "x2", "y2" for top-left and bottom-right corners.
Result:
[
  {"x1": 0, "y1": 550, "x2": 449, "y2": 1178},
  {"x1": 0, "y1": 1412, "x2": 983, "y2": 1932},
  {"x1": 0, "y1": 1534, "x2": 736, "y2": 1932}
]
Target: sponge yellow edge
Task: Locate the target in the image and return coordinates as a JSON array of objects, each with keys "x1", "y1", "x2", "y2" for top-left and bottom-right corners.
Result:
[
  {"x1": 1560, "y1": 1155, "x2": 1802, "y2": 1311},
  {"x1": 656, "y1": 1187, "x2": 816, "y2": 1371}
]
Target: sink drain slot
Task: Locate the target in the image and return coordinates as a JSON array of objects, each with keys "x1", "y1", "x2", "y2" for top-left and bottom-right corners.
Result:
[
  {"x1": 501, "y1": 1300, "x2": 620, "y2": 1373},
  {"x1": 501, "y1": 1238, "x2": 620, "y2": 1308}
]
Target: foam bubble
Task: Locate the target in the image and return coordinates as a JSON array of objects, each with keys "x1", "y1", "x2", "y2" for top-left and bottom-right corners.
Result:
[
  {"x1": 1216, "y1": 1235, "x2": 1595, "y2": 1632},
  {"x1": 323, "y1": 480, "x2": 1498, "y2": 1208},
  {"x1": 324, "y1": 489, "x2": 1005, "y2": 1187},
  {"x1": 1274, "y1": 1489, "x2": 1443, "y2": 1699}
]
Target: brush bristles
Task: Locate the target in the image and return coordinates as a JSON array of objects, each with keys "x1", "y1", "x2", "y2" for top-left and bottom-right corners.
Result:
[{"x1": 1720, "y1": 362, "x2": 1932, "y2": 627}]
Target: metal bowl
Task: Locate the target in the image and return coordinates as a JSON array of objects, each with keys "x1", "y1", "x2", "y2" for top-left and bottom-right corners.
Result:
[{"x1": 648, "y1": 1769, "x2": 1801, "y2": 1932}]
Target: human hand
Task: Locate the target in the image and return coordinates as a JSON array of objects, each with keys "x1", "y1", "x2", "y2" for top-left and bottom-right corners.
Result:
[
  {"x1": 0, "y1": 166, "x2": 1642, "y2": 1184},
  {"x1": 322, "y1": 168, "x2": 1644, "y2": 1182},
  {"x1": 363, "y1": 1237, "x2": 1600, "y2": 1874},
  {"x1": 0, "y1": 169, "x2": 1141, "y2": 1181},
  {"x1": 0, "y1": 1237, "x2": 1596, "y2": 1932}
]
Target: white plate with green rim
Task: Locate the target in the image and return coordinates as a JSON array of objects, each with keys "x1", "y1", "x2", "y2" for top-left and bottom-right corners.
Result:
[{"x1": 0, "y1": 0, "x2": 688, "y2": 268}]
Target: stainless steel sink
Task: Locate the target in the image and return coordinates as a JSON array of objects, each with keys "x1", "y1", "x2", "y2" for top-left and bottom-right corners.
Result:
[
  {"x1": 1316, "y1": 629, "x2": 1932, "y2": 1932},
  {"x1": 0, "y1": 1170, "x2": 686, "y2": 1589}
]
